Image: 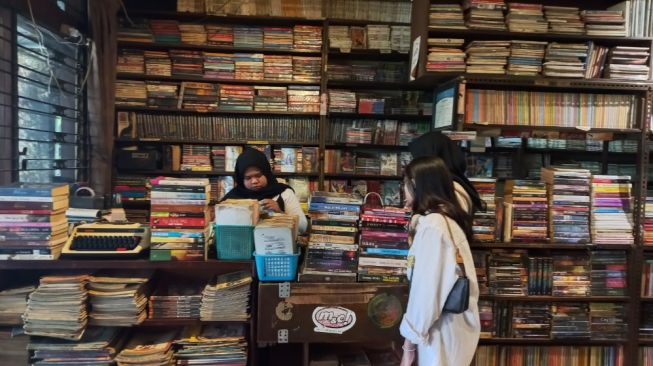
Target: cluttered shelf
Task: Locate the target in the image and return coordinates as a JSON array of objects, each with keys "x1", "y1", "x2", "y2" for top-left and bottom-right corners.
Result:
[
  {"x1": 469, "y1": 242, "x2": 636, "y2": 250},
  {"x1": 115, "y1": 138, "x2": 319, "y2": 147},
  {"x1": 117, "y1": 72, "x2": 321, "y2": 87},
  {"x1": 0, "y1": 259, "x2": 254, "y2": 270},
  {"x1": 427, "y1": 27, "x2": 653, "y2": 44},
  {"x1": 115, "y1": 105, "x2": 320, "y2": 116},
  {"x1": 117, "y1": 40, "x2": 322, "y2": 56}
]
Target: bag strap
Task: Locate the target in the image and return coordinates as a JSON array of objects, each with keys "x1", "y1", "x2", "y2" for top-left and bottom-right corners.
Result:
[{"x1": 442, "y1": 216, "x2": 467, "y2": 278}]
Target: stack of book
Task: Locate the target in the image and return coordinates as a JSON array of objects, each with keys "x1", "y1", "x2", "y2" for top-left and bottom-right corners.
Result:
[
  {"x1": 355, "y1": 153, "x2": 382, "y2": 176},
  {"x1": 328, "y1": 90, "x2": 357, "y2": 112},
  {"x1": 390, "y1": 26, "x2": 411, "y2": 53},
  {"x1": 478, "y1": 300, "x2": 493, "y2": 338},
  {"x1": 293, "y1": 25, "x2": 322, "y2": 51},
  {"x1": 149, "y1": 177, "x2": 211, "y2": 261},
  {"x1": 173, "y1": 325, "x2": 248, "y2": 366},
  {"x1": 116, "y1": 330, "x2": 177, "y2": 365},
  {"x1": 233, "y1": 26, "x2": 263, "y2": 48},
  {"x1": 488, "y1": 250, "x2": 527, "y2": 296},
  {"x1": 551, "y1": 303, "x2": 590, "y2": 339},
  {"x1": 527, "y1": 256, "x2": 553, "y2": 295},
  {"x1": 589, "y1": 303, "x2": 628, "y2": 339},
  {"x1": 591, "y1": 250, "x2": 627, "y2": 296},
  {"x1": 606, "y1": 46, "x2": 651, "y2": 81},
  {"x1": 506, "y1": 3, "x2": 547, "y2": 33},
  {"x1": 426, "y1": 38, "x2": 466, "y2": 72},
  {"x1": 203, "y1": 52, "x2": 235, "y2": 79},
  {"x1": 219, "y1": 85, "x2": 254, "y2": 111},
  {"x1": 144, "y1": 50, "x2": 172, "y2": 76},
  {"x1": 300, "y1": 192, "x2": 362, "y2": 282},
  {"x1": 206, "y1": 24, "x2": 234, "y2": 46},
  {"x1": 464, "y1": 0, "x2": 507, "y2": 30},
  {"x1": 288, "y1": 85, "x2": 320, "y2": 112},
  {"x1": 357, "y1": 206, "x2": 410, "y2": 283},
  {"x1": 115, "y1": 80, "x2": 147, "y2": 106},
  {"x1": 179, "y1": 23, "x2": 207, "y2": 44},
  {"x1": 88, "y1": 271, "x2": 152, "y2": 326},
  {"x1": 171, "y1": 50, "x2": 204, "y2": 77},
  {"x1": 23, "y1": 274, "x2": 89, "y2": 340},
  {"x1": 181, "y1": 145, "x2": 212, "y2": 171},
  {"x1": 118, "y1": 18, "x2": 153, "y2": 42},
  {"x1": 473, "y1": 250, "x2": 490, "y2": 294},
  {"x1": 28, "y1": 327, "x2": 123, "y2": 366},
  {"x1": 511, "y1": 303, "x2": 551, "y2": 338},
  {"x1": 469, "y1": 178, "x2": 498, "y2": 242},
  {"x1": 180, "y1": 82, "x2": 219, "y2": 111},
  {"x1": 544, "y1": 6, "x2": 585, "y2": 34},
  {"x1": 358, "y1": 97, "x2": 385, "y2": 114},
  {"x1": 552, "y1": 252, "x2": 590, "y2": 297},
  {"x1": 328, "y1": 26, "x2": 352, "y2": 50},
  {"x1": 507, "y1": 40, "x2": 547, "y2": 76},
  {"x1": 113, "y1": 176, "x2": 148, "y2": 203},
  {"x1": 148, "y1": 282, "x2": 203, "y2": 319},
  {"x1": 273, "y1": 147, "x2": 303, "y2": 173},
  {"x1": 234, "y1": 53, "x2": 264, "y2": 80},
  {"x1": 429, "y1": 3, "x2": 466, "y2": 29},
  {"x1": 146, "y1": 82, "x2": 178, "y2": 108},
  {"x1": 590, "y1": 175, "x2": 634, "y2": 245},
  {"x1": 465, "y1": 41, "x2": 510, "y2": 74},
  {"x1": 263, "y1": 55, "x2": 292, "y2": 81},
  {"x1": 263, "y1": 26, "x2": 293, "y2": 49},
  {"x1": 366, "y1": 25, "x2": 391, "y2": 50},
  {"x1": 200, "y1": 271, "x2": 252, "y2": 322},
  {"x1": 541, "y1": 167, "x2": 591, "y2": 244},
  {"x1": 117, "y1": 49, "x2": 144, "y2": 74},
  {"x1": 646, "y1": 195, "x2": 653, "y2": 245},
  {"x1": 0, "y1": 285, "x2": 33, "y2": 324},
  {"x1": 543, "y1": 42, "x2": 589, "y2": 78},
  {"x1": 0, "y1": 183, "x2": 69, "y2": 260},
  {"x1": 150, "y1": 19, "x2": 181, "y2": 43},
  {"x1": 504, "y1": 180, "x2": 549, "y2": 243},
  {"x1": 292, "y1": 56, "x2": 321, "y2": 82},
  {"x1": 211, "y1": 146, "x2": 241, "y2": 172},
  {"x1": 254, "y1": 86, "x2": 288, "y2": 111},
  {"x1": 582, "y1": 10, "x2": 627, "y2": 36}
]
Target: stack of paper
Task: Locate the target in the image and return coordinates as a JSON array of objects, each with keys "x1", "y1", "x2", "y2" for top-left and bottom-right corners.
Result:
[{"x1": 200, "y1": 271, "x2": 252, "y2": 321}]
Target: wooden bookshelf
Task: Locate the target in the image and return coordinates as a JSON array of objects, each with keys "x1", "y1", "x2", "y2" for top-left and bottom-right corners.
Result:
[
  {"x1": 327, "y1": 18, "x2": 410, "y2": 26},
  {"x1": 140, "y1": 318, "x2": 251, "y2": 326},
  {"x1": 463, "y1": 123, "x2": 642, "y2": 134},
  {"x1": 116, "y1": 105, "x2": 320, "y2": 116},
  {"x1": 479, "y1": 295, "x2": 630, "y2": 302},
  {"x1": 324, "y1": 173, "x2": 403, "y2": 180},
  {"x1": 121, "y1": 170, "x2": 319, "y2": 178},
  {"x1": 479, "y1": 338, "x2": 629, "y2": 345},
  {"x1": 426, "y1": 27, "x2": 653, "y2": 44},
  {"x1": 118, "y1": 40, "x2": 322, "y2": 56},
  {"x1": 117, "y1": 73, "x2": 321, "y2": 86},
  {"x1": 328, "y1": 112, "x2": 431, "y2": 120},
  {"x1": 115, "y1": 138, "x2": 319, "y2": 147},
  {"x1": 328, "y1": 49, "x2": 409, "y2": 61},
  {"x1": 325, "y1": 143, "x2": 410, "y2": 151},
  {"x1": 470, "y1": 242, "x2": 636, "y2": 250}
]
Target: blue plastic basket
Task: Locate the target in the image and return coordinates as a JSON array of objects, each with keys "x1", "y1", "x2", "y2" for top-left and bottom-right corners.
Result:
[
  {"x1": 254, "y1": 252, "x2": 300, "y2": 282},
  {"x1": 215, "y1": 225, "x2": 254, "y2": 260}
]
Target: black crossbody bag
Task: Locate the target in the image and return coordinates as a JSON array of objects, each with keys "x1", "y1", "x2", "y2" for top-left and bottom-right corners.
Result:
[{"x1": 441, "y1": 217, "x2": 470, "y2": 314}]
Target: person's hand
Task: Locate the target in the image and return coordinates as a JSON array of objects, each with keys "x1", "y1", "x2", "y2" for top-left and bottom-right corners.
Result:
[
  {"x1": 259, "y1": 199, "x2": 281, "y2": 213},
  {"x1": 400, "y1": 349, "x2": 415, "y2": 366}
]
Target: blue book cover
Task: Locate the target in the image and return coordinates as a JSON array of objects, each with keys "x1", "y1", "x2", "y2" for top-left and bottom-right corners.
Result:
[
  {"x1": 364, "y1": 248, "x2": 409, "y2": 257},
  {"x1": 0, "y1": 183, "x2": 68, "y2": 197}
]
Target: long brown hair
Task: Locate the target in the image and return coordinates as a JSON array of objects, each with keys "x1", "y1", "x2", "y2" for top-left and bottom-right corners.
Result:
[{"x1": 404, "y1": 156, "x2": 473, "y2": 241}]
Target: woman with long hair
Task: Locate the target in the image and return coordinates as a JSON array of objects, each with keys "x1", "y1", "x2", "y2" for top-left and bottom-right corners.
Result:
[{"x1": 399, "y1": 156, "x2": 480, "y2": 366}]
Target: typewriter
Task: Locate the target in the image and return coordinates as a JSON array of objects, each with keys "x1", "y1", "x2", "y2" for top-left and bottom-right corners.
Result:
[{"x1": 62, "y1": 222, "x2": 150, "y2": 258}]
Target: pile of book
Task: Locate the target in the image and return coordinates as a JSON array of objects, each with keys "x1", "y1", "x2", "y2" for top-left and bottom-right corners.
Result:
[
  {"x1": 211, "y1": 146, "x2": 242, "y2": 172},
  {"x1": 591, "y1": 250, "x2": 627, "y2": 296},
  {"x1": 358, "y1": 97, "x2": 385, "y2": 114},
  {"x1": 527, "y1": 256, "x2": 553, "y2": 295},
  {"x1": 470, "y1": 178, "x2": 498, "y2": 242},
  {"x1": 590, "y1": 303, "x2": 628, "y2": 339},
  {"x1": 173, "y1": 324, "x2": 248, "y2": 366},
  {"x1": 506, "y1": 3, "x2": 547, "y2": 33},
  {"x1": 170, "y1": 50, "x2": 204, "y2": 77},
  {"x1": 0, "y1": 285, "x2": 33, "y2": 324},
  {"x1": 115, "y1": 80, "x2": 147, "y2": 106},
  {"x1": 543, "y1": 42, "x2": 589, "y2": 78},
  {"x1": 328, "y1": 90, "x2": 357, "y2": 112},
  {"x1": 292, "y1": 56, "x2": 321, "y2": 82},
  {"x1": 465, "y1": 41, "x2": 510, "y2": 74},
  {"x1": 263, "y1": 55, "x2": 292, "y2": 81},
  {"x1": 113, "y1": 176, "x2": 148, "y2": 203},
  {"x1": 200, "y1": 271, "x2": 252, "y2": 322},
  {"x1": 590, "y1": 175, "x2": 634, "y2": 245},
  {"x1": 263, "y1": 26, "x2": 293, "y2": 49},
  {"x1": 116, "y1": 329, "x2": 177, "y2": 365},
  {"x1": 390, "y1": 26, "x2": 411, "y2": 53},
  {"x1": 179, "y1": 23, "x2": 207, "y2": 44},
  {"x1": 552, "y1": 252, "x2": 590, "y2": 297},
  {"x1": 144, "y1": 50, "x2": 172, "y2": 76},
  {"x1": 150, "y1": 19, "x2": 181, "y2": 43},
  {"x1": 219, "y1": 85, "x2": 254, "y2": 111},
  {"x1": 366, "y1": 25, "x2": 391, "y2": 50},
  {"x1": 233, "y1": 26, "x2": 263, "y2": 48},
  {"x1": 357, "y1": 206, "x2": 410, "y2": 282},
  {"x1": 646, "y1": 195, "x2": 653, "y2": 245},
  {"x1": 544, "y1": 6, "x2": 585, "y2": 34},
  {"x1": 510, "y1": 303, "x2": 551, "y2": 338},
  {"x1": 507, "y1": 40, "x2": 547, "y2": 76},
  {"x1": 88, "y1": 271, "x2": 152, "y2": 326},
  {"x1": 149, "y1": 281, "x2": 203, "y2": 319},
  {"x1": 299, "y1": 192, "x2": 362, "y2": 282},
  {"x1": 464, "y1": 0, "x2": 507, "y2": 30},
  {"x1": 180, "y1": 82, "x2": 219, "y2": 111},
  {"x1": 426, "y1": 38, "x2": 466, "y2": 72},
  {"x1": 146, "y1": 82, "x2": 178, "y2": 108},
  {"x1": 23, "y1": 274, "x2": 89, "y2": 340},
  {"x1": 0, "y1": 183, "x2": 69, "y2": 260},
  {"x1": 118, "y1": 18, "x2": 153, "y2": 43},
  {"x1": 488, "y1": 250, "x2": 527, "y2": 295},
  {"x1": 328, "y1": 26, "x2": 353, "y2": 50},
  {"x1": 606, "y1": 46, "x2": 651, "y2": 80},
  {"x1": 551, "y1": 303, "x2": 590, "y2": 339},
  {"x1": 234, "y1": 53, "x2": 264, "y2": 80},
  {"x1": 204, "y1": 52, "x2": 234, "y2": 79},
  {"x1": 254, "y1": 86, "x2": 287, "y2": 111},
  {"x1": 541, "y1": 167, "x2": 591, "y2": 244},
  {"x1": 504, "y1": 180, "x2": 548, "y2": 242},
  {"x1": 180, "y1": 145, "x2": 211, "y2": 171},
  {"x1": 288, "y1": 85, "x2": 320, "y2": 113},
  {"x1": 29, "y1": 327, "x2": 124, "y2": 366},
  {"x1": 293, "y1": 25, "x2": 322, "y2": 51},
  {"x1": 429, "y1": 3, "x2": 466, "y2": 29},
  {"x1": 582, "y1": 10, "x2": 627, "y2": 36},
  {"x1": 149, "y1": 177, "x2": 211, "y2": 261},
  {"x1": 117, "y1": 49, "x2": 144, "y2": 74},
  {"x1": 206, "y1": 24, "x2": 233, "y2": 46}
]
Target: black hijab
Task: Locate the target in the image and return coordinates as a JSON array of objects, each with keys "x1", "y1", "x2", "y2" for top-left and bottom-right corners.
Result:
[
  {"x1": 221, "y1": 148, "x2": 292, "y2": 201},
  {"x1": 408, "y1": 131, "x2": 484, "y2": 212}
]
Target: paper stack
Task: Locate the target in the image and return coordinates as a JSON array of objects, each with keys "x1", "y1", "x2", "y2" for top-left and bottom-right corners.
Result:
[
  {"x1": 590, "y1": 175, "x2": 634, "y2": 245},
  {"x1": 200, "y1": 271, "x2": 252, "y2": 321},
  {"x1": 88, "y1": 271, "x2": 152, "y2": 326},
  {"x1": 116, "y1": 329, "x2": 178, "y2": 366}
]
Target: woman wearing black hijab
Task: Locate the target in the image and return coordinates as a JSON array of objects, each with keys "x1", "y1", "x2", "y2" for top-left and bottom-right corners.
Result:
[
  {"x1": 221, "y1": 148, "x2": 308, "y2": 233},
  {"x1": 408, "y1": 131, "x2": 484, "y2": 214}
]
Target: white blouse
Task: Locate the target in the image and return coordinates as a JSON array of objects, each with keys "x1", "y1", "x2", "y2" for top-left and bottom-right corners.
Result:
[{"x1": 400, "y1": 213, "x2": 480, "y2": 366}]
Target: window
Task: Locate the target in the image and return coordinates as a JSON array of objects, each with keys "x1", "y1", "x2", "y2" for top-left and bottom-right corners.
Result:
[{"x1": 0, "y1": 6, "x2": 88, "y2": 185}]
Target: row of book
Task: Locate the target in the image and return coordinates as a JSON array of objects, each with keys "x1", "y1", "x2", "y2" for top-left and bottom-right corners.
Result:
[
  {"x1": 119, "y1": 18, "x2": 322, "y2": 51},
  {"x1": 328, "y1": 25, "x2": 410, "y2": 53},
  {"x1": 473, "y1": 345, "x2": 622, "y2": 366},
  {"x1": 116, "y1": 81, "x2": 321, "y2": 113},
  {"x1": 324, "y1": 179, "x2": 402, "y2": 207},
  {"x1": 473, "y1": 249, "x2": 628, "y2": 297},
  {"x1": 327, "y1": 89, "x2": 433, "y2": 115},
  {"x1": 328, "y1": 60, "x2": 407, "y2": 83},
  {"x1": 430, "y1": 2, "x2": 629, "y2": 36},
  {"x1": 427, "y1": 39, "x2": 650, "y2": 80},
  {"x1": 118, "y1": 49, "x2": 322, "y2": 82},
  {"x1": 324, "y1": 150, "x2": 411, "y2": 177},
  {"x1": 327, "y1": 119, "x2": 430, "y2": 146},
  {"x1": 465, "y1": 89, "x2": 638, "y2": 129},
  {"x1": 480, "y1": 300, "x2": 627, "y2": 340}
]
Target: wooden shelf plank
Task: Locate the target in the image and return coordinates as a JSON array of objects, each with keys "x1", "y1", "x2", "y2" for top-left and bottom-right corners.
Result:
[
  {"x1": 116, "y1": 170, "x2": 318, "y2": 178},
  {"x1": 325, "y1": 143, "x2": 410, "y2": 150},
  {"x1": 117, "y1": 72, "x2": 321, "y2": 86},
  {"x1": 327, "y1": 18, "x2": 410, "y2": 26},
  {"x1": 118, "y1": 40, "x2": 322, "y2": 56},
  {"x1": 480, "y1": 295, "x2": 630, "y2": 302},
  {"x1": 122, "y1": 10, "x2": 324, "y2": 25},
  {"x1": 324, "y1": 173, "x2": 403, "y2": 180},
  {"x1": 428, "y1": 27, "x2": 653, "y2": 44},
  {"x1": 328, "y1": 49, "x2": 409, "y2": 60},
  {"x1": 470, "y1": 242, "x2": 635, "y2": 250},
  {"x1": 326, "y1": 79, "x2": 416, "y2": 89},
  {"x1": 464, "y1": 123, "x2": 641, "y2": 134},
  {"x1": 328, "y1": 112, "x2": 431, "y2": 120},
  {"x1": 479, "y1": 338, "x2": 628, "y2": 345},
  {"x1": 140, "y1": 318, "x2": 250, "y2": 326},
  {"x1": 0, "y1": 259, "x2": 254, "y2": 270},
  {"x1": 115, "y1": 138, "x2": 319, "y2": 146},
  {"x1": 115, "y1": 105, "x2": 320, "y2": 116}
]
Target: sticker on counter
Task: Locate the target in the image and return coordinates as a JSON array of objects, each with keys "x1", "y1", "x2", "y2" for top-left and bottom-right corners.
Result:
[
  {"x1": 368, "y1": 293, "x2": 403, "y2": 329},
  {"x1": 312, "y1": 306, "x2": 356, "y2": 334},
  {"x1": 276, "y1": 301, "x2": 294, "y2": 321}
]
